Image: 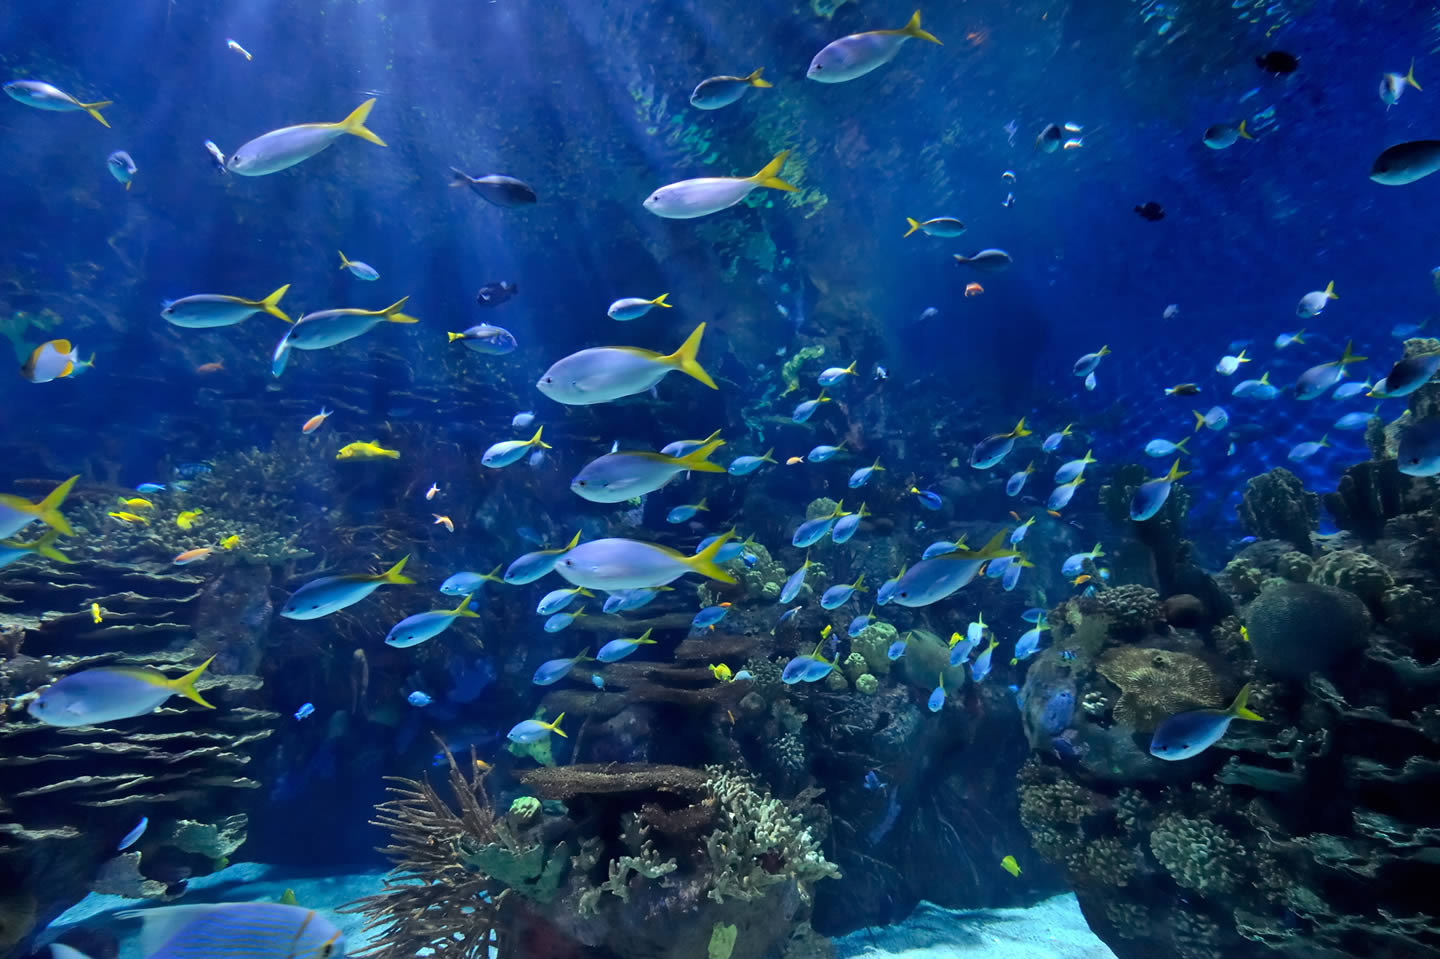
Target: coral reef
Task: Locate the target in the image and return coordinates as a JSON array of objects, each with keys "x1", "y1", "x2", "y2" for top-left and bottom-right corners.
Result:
[
  {"x1": 1096, "y1": 648, "x2": 1222, "y2": 730},
  {"x1": 1237, "y1": 468, "x2": 1318, "y2": 553},
  {"x1": 1245, "y1": 582, "x2": 1370, "y2": 682}
]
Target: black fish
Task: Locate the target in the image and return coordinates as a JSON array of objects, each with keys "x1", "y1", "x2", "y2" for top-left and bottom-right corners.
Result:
[
  {"x1": 476, "y1": 281, "x2": 518, "y2": 307},
  {"x1": 1134, "y1": 201, "x2": 1165, "y2": 222},
  {"x1": 1256, "y1": 50, "x2": 1299, "y2": 74},
  {"x1": 449, "y1": 168, "x2": 538, "y2": 208}
]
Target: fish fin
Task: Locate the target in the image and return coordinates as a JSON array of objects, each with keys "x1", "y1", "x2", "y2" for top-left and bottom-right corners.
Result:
[
  {"x1": 651, "y1": 292, "x2": 672, "y2": 307},
  {"x1": 636, "y1": 628, "x2": 656, "y2": 644},
  {"x1": 1013, "y1": 417, "x2": 1032, "y2": 437},
  {"x1": 663, "y1": 323, "x2": 717, "y2": 389},
  {"x1": 1293, "y1": 328, "x2": 1305, "y2": 343},
  {"x1": 898, "y1": 10, "x2": 942, "y2": 44},
  {"x1": 1229, "y1": 683, "x2": 1263, "y2": 721},
  {"x1": 1324, "y1": 280, "x2": 1338, "y2": 300},
  {"x1": 125, "y1": 181, "x2": 131, "y2": 190},
  {"x1": 1237, "y1": 119, "x2": 1252, "y2": 140},
  {"x1": 447, "y1": 331, "x2": 464, "y2": 342},
  {"x1": 167, "y1": 655, "x2": 216, "y2": 709},
  {"x1": 1340, "y1": 340, "x2": 1367, "y2": 364},
  {"x1": 1166, "y1": 459, "x2": 1190, "y2": 481},
  {"x1": 31, "y1": 529, "x2": 72, "y2": 564},
  {"x1": 760, "y1": 448, "x2": 777, "y2": 463},
  {"x1": 684, "y1": 530, "x2": 739, "y2": 584},
  {"x1": 1192, "y1": 410, "x2": 1205, "y2": 433},
  {"x1": 338, "y1": 251, "x2": 351, "y2": 269},
  {"x1": 529, "y1": 425, "x2": 553, "y2": 450},
  {"x1": 563, "y1": 530, "x2": 583, "y2": 550},
  {"x1": 548, "y1": 712, "x2": 568, "y2": 737},
  {"x1": 381, "y1": 555, "x2": 418, "y2": 585},
  {"x1": 904, "y1": 217, "x2": 922, "y2": 238},
  {"x1": 746, "y1": 68, "x2": 772, "y2": 87},
  {"x1": 258, "y1": 284, "x2": 292, "y2": 322},
  {"x1": 750, "y1": 150, "x2": 796, "y2": 192},
  {"x1": 449, "y1": 593, "x2": 480, "y2": 617},
  {"x1": 1175, "y1": 436, "x2": 1190, "y2": 454},
  {"x1": 1408, "y1": 58, "x2": 1422, "y2": 90},
  {"x1": 117, "y1": 904, "x2": 233, "y2": 956},
  {"x1": 23, "y1": 475, "x2": 78, "y2": 537},
  {"x1": 77, "y1": 99, "x2": 112, "y2": 127},
  {"x1": 381, "y1": 296, "x2": 418, "y2": 324},
  {"x1": 449, "y1": 167, "x2": 471, "y2": 187},
  {"x1": 678, "y1": 438, "x2": 728, "y2": 473},
  {"x1": 338, "y1": 98, "x2": 387, "y2": 146}
]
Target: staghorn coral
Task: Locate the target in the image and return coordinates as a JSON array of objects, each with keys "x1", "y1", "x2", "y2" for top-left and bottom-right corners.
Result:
[
  {"x1": 1149, "y1": 814, "x2": 1243, "y2": 896},
  {"x1": 1095, "y1": 584, "x2": 1164, "y2": 637},
  {"x1": 580, "y1": 839, "x2": 677, "y2": 914},
  {"x1": 702, "y1": 766, "x2": 840, "y2": 904},
  {"x1": 1307, "y1": 549, "x2": 1394, "y2": 605},
  {"x1": 1237, "y1": 467, "x2": 1318, "y2": 553},
  {"x1": 1096, "y1": 647, "x2": 1222, "y2": 730}
]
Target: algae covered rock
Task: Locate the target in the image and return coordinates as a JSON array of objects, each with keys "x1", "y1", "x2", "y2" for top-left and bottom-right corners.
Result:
[
  {"x1": 1245, "y1": 582, "x2": 1370, "y2": 682},
  {"x1": 1307, "y1": 549, "x2": 1394, "y2": 605},
  {"x1": 1237, "y1": 467, "x2": 1318, "y2": 553}
]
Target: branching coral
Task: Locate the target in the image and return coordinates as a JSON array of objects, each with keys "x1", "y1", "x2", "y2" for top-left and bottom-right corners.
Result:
[
  {"x1": 1149, "y1": 814, "x2": 1244, "y2": 896},
  {"x1": 702, "y1": 766, "x2": 840, "y2": 904},
  {"x1": 1096, "y1": 648, "x2": 1222, "y2": 730},
  {"x1": 1094, "y1": 584, "x2": 1164, "y2": 636}
]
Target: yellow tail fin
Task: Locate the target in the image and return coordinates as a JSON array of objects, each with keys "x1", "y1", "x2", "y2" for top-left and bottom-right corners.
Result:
[
  {"x1": 24, "y1": 475, "x2": 78, "y2": 537},
  {"x1": 1165, "y1": 459, "x2": 1190, "y2": 482},
  {"x1": 1192, "y1": 410, "x2": 1206, "y2": 433},
  {"x1": 904, "y1": 217, "x2": 922, "y2": 238},
  {"x1": 79, "y1": 99, "x2": 112, "y2": 128},
  {"x1": 169, "y1": 655, "x2": 217, "y2": 709},
  {"x1": 30, "y1": 529, "x2": 72, "y2": 564},
  {"x1": 528, "y1": 426, "x2": 553, "y2": 450},
  {"x1": 547, "y1": 712, "x2": 568, "y2": 738},
  {"x1": 652, "y1": 293, "x2": 672, "y2": 308},
  {"x1": 1408, "y1": 58, "x2": 1422, "y2": 91},
  {"x1": 1324, "y1": 280, "x2": 1338, "y2": 300},
  {"x1": 745, "y1": 68, "x2": 772, "y2": 88},
  {"x1": 678, "y1": 438, "x2": 728, "y2": 473},
  {"x1": 750, "y1": 150, "x2": 797, "y2": 192},
  {"x1": 1229, "y1": 683, "x2": 1263, "y2": 721},
  {"x1": 1237, "y1": 119, "x2": 1252, "y2": 140},
  {"x1": 664, "y1": 323, "x2": 718, "y2": 389},
  {"x1": 381, "y1": 555, "x2": 417, "y2": 585},
  {"x1": 898, "y1": 10, "x2": 942, "y2": 44},
  {"x1": 338, "y1": 251, "x2": 352, "y2": 270},
  {"x1": 258, "y1": 284, "x2": 292, "y2": 323},
  {"x1": 338, "y1": 98, "x2": 387, "y2": 146},
  {"x1": 379, "y1": 296, "x2": 419, "y2": 324},
  {"x1": 449, "y1": 593, "x2": 481, "y2": 618},
  {"x1": 760, "y1": 448, "x2": 776, "y2": 464},
  {"x1": 683, "y1": 530, "x2": 739, "y2": 584}
]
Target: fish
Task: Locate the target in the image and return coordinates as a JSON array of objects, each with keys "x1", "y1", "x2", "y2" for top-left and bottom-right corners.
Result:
[
  {"x1": 848, "y1": 608, "x2": 877, "y2": 637},
  {"x1": 696, "y1": 533, "x2": 754, "y2": 563},
  {"x1": 1073, "y1": 346, "x2": 1111, "y2": 377},
  {"x1": 1256, "y1": 50, "x2": 1299, "y2": 73},
  {"x1": 508, "y1": 713, "x2": 567, "y2": 744},
  {"x1": 781, "y1": 641, "x2": 839, "y2": 684},
  {"x1": 807, "y1": 443, "x2": 846, "y2": 463},
  {"x1": 693, "y1": 603, "x2": 732, "y2": 629},
  {"x1": 105, "y1": 902, "x2": 344, "y2": 959},
  {"x1": 1036, "y1": 123, "x2": 1062, "y2": 153},
  {"x1": 1381, "y1": 60, "x2": 1422, "y2": 106},
  {"x1": 644, "y1": 151, "x2": 795, "y2": 219},
  {"x1": 922, "y1": 537, "x2": 967, "y2": 560},
  {"x1": 1394, "y1": 319, "x2": 1427, "y2": 338},
  {"x1": 773, "y1": 606, "x2": 804, "y2": 633},
  {"x1": 887, "y1": 634, "x2": 910, "y2": 659},
  {"x1": 1274, "y1": 329, "x2": 1305, "y2": 349},
  {"x1": 175, "y1": 510, "x2": 203, "y2": 530},
  {"x1": 1046, "y1": 477, "x2": 1084, "y2": 511},
  {"x1": 477, "y1": 281, "x2": 519, "y2": 306},
  {"x1": 876, "y1": 567, "x2": 907, "y2": 606},
  {"x1": 432, "y1": 514, "x2": 454, "y2": 533},
  {"x1": 1084, "y1": 372, "x2": 1097, "y2": 392},
  {"x1": 1054, "y1": 450, "x2": 1097, "y2": 485},
  {"x1": 21, "y1": 340, "x2": 91, "y2": 383},
  {"x1": 117, "y1": 817, "x2": 148, "y2": 851},
  {"x1": 0, "y1": 528, "x2": 71, "y2": 569},
  {"x1": 890, "y1": 532, "x2": 1022, "y2": 608},
  {"x1": 1295, "y1": 341, "x2": 1367, "y2": 400},
  {"x1": 1397, "y1": 418, "x2": 1440, "y2": 476},
  {"x1": 281, "y1": 556, "x2": 415, "y2": 620},
  {"x1": 107, "y1": 150, "x2": 137, "y2": 189},
  {"x1": 690, "y1": 68, "x2": 772, "y2": 109},
  {"x1": 1130, "y1": 460, "x2": 1189, "y2": 521},
  {"x1": 1296, "y1": 281, "x2": 1338, "y2": 319},
  {"x1": 1231, "y1": 372, "x2": 1279, "y2": 400},
  {"x1": 970, "y1": 640, "x2": 998, "y2": 683},
  {"x1": 729, "y1": 449, "x2": 777, "y2": 476},
  {"x1": 1150, "y1": 684, "x2": 1263, "y2": 760},
  {"x1": 597, "y1": 629, "x2": 658, "y2": 663},
  {"x1": 1005, "y1": 462, "x2": 1034, "y2": 497},
  {"x1": 1009, "y1": 517, "x2": 1035, "y2": 544},
  {"x1": 1288, "y1": 434, "x2": 1329, "y2": 461},
  {"x1": 3, "y1": 80, "x2": 111, "y2": 126},
  {"x1": 386, "y1": 594, "x2": 479, "y2": 648},
  {"x1": 1022, "y1": 607, "x2": 1046, "y2": 624},
  {"x1": 667, "y1": 499, "x2": 709, "y2": 524},
  {"x1": 426, "y1": 483, "x2": 440, "y2": 500},
  {"x1": 220, "y1": 535, "x2": 240, "y2": 549},
  {"x1": 971, "y1": 418, "x2": 1032, "y2": 470},
  {"x1": 1001, "y1": 855, "x2": 1022, "y2": 877},
  {"x1": 28, "y1": 656, "x2": 214, "y2": 726},
  {"x1": 338, "y1": 251, "x2": 380, "y2": 281},
  {"x1": 336, "y1": 441, "x2": 401, "y2": 461},
  {"x1": 1215, "y1": 349, "x2": 1251, "y2": 375},
  {"x1": 1164, "y1": 383, "x2": 1201, "y2": 397},
  {"x1": 1134, "y1": 201, "x2": 1164, "y2": 222},
  {"x1": 1145, "y1": 436, "x2": 1190, "y2": 457},
  {"x1": 1011, "y1": 621, "x2": 1049, "y2": 663},
  {"x1": 173, "y1": 547, "x2": 214, "y2": 565},
  {"x1": 195, "y1": 361, "x2": 225, "y2": 374},
  {"x1": 709, "y1": 663, "x2": 734, "y2": 683},
  {"x1": 407, "y1": 691, "x2": 432, "y2": 707},
  {"x1": 832, "y1": 503, "x2": 868, "y2": 545},
  {"x1": 1042, "y1": 425, "x2": 1072, "y2": 453},
  {"x1": 109, "y1": 511, "x2": 148, "y2": 525},
  {"x1": 864, "y1": 770, "x2": 887, "y2": 791},
  {"x1": 450, "y1": 169, "x2": 538, "y2": 207},
  {"x1": 779, "y1": 555, "x2": 813, "y2": 604},
  {"x1": 911, "y1": 487, "x2": 943, "y2": 511},
  {"x1": 786, "y1": 456, "x2": 805, "y2": 466},
  {"x1": 1333, "y1": 381, "x2": 1372, "y2": 400},
  {"x1": 792, "y1": 390, "x2": 831, "y2": 423},
  {"x1": 203, "y1": 139, "x2": 227, "y2": 172},
  {"x1": 903, "y1": 217, "x2": 966, "y2": 238},
  {"x1": 571, "y1": 439, "x2": 726, "y2": 501},
  {"x1": 533, "y1": 648, "x2": 591, "y2": 685},
  {"x1": 294, "y1": 702, "x2": 314, "y2": 720},
  {"x1": 793, "y1": 504, "x2": 847, "y2": 548},
  {"x1": 273, "y1": 297, "x2": 419, "y2": 375},
  {"x1": 1061, "y1": 545, "x2": 1104, "y2": 577},
  {"x1": 135, "y1": 483, "x2": 166, "y2": 494},
  {"x1": 1334, "y1": 407, "x2": 1379, "y2": 431},
  {"x1": 1002, "y1": 559, "x2": 1024, "y2": 591},
  {"x1": 1202, "y1": 121, "x2": 1251, "y2": 149},
  {"x1": 849, "y1": 458, "x2": 884, "y2": 488},
  {"x1": 440, "y1": 566, "x2": 505, "y2": 595},
  {"x1": 302, "y1": 408, "x2": 333, "y2": 434},
  {"x1": 538, "y1": 323, "x2": 716, "y2": 405},
  {"x1": 949, "y1": 632, "x2": 979, "y2": 666},
  {"x1": 448, "y1": 323, "x2": 518, "y2": 355},
  {"x1": 504, "y1": 531, "x2": 583, "y2": 585},
  {"x1": 818, "y1": 362, "x2": 859, "y2": 387},
  {"x1": 484, "y1": 426, "x2": 553, "y2": 469},
  {"x1": 820, "y1": 574, "x2": 865, "y2": 611},
  {"x1": 162, "y1": 285, "x2": 291, "y2": 328},
  {"x1": 806, "y1": 10, "x2": 941, "y2": 84},
  {"x1": 228, "y1": 98, "x2": 385, "y2": 175},
  {"x1": 953, "y1": 249, "x2": 1013, "y2": 271},
  {"x1": 537, "y1": 586, "x2": 594, "y2": 616},
  {"x1": 554, "y1": 531, "x2": 736, "y2": 590},
  {"x1": 227, "y1": 38, "x2": 254, "y2": 59},
  {"x1": 1371, "y1": 353, "x2": 1440, "y2": 398},
  {"x1": 91, "y1": 602, "x2": 103, "y2": 623},
  {"x1": 608, "y1": 293, "x2": 672, "y2": 321},
  {"x1": 927, "y1": 675, "x2": 946, "y2": 712},
  {"x1": 1192, "y1": 406, "x2": 1230, "y2": 431},
  {"x1": 511, "y1": 412, "x2": 537, "y2": 431}
]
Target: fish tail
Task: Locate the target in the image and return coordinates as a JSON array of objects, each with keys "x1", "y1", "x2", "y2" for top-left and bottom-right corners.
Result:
[
  {"x1": 1229, "y1": 683, "x2": 1263, "y2": 721},
  {"x1": 125, "y1": 181, "x2": 131, "y2": 190},
  {"x1": 381, "y1": 555, "x2": 418, "y2": 585},
  {"x1": 679, "y1": 438, "x2": 728, "y2": 473},
  {"x1": 651, "y1": 292, "x2": 672, "y2": 308},
  {"x1": 904, "y1": 217, "x2": 922, "y2": 238},
  {"x1": 1175, "y1": 436, "x2": 1190, "y2": 454},
  {"x1": 694, "y1": 498, "x2": 709, "y2": 511},
  {"x1": 1013, "y1": 417, "x2": 1032, "y2": 437},
  {"x1": 338, "y1": 98, "x2": 387, "y2": 147},
  {"x1": 524, "y1": 425, "x2": 552, "y2": 450},
  {"x1": 31, "y1": 529, "x2": 72, "y2": 564},
  {"x1": 169, "y1": 655, "x2": 217, "y2": 709},
  {"x1": 1192, "y1": 410, "x2": 1205, "y2": 433},
  {"x1": 381, "y1": 296, "x2": 419, "y2": 324},
  {"x1": 450, "y1": 592, "x2": 480, "y2": 617},
  {"x1": 449, "y1": 167, "x2": 471, "y2": 188},
  {"x1": 1324, "y1": 280, "x2": 1338, "y2": 300},
  {"x1": 750, "y1": 150, "x2": 797, "y2": 192},
  {"x1": 33, "y1": 475, "x2": 78, "y2": 536},
  {"x1": 684, "y1": 530, "x2": 739, "y2": 584},
  {"x1": 259, "y1": 284, "x2": 292, "y2": 322},
  {"x1": 547, "y1": 712, "x2": 568, "y2": 737},
  {"x1": 897, "y1": 10, "x2": 942, "y2": 44},
  {"x1": 664, "y1": 323, "x2": 718, "y2": 389},
  {"x1": 1293, "y1": 328, "x2": 1305, "y2": 343},
  {"x1": 338, "y1": 250, "x2": 351, "y2": 270},
  {"x1": 1340, "y1": 339, "x2": 1367, "y2": 365},
  {"x1": 746, "y1": 68, "x2": 772, "y2": 88},
  {"x1": 1408, "y1": 58, "x2": 1422, "y2": 90},
  {"x1": 447, "y1": 332, "x2": 465, "y2": 342},
  {"x1": 1237, "y1": 119, "x2": 1252, "y2": 140},
  {"x1": 636, "y1": 628, "x2": 656, "y2": 645},
  {"x1": 78, "y1": 99, "x2": 113, "y2": 127},
  {"x1": 1166, "y1": 459, "x2": 1189, "y2": 482},
  {"x1": 760, "y1": 448, "x2": 777, "y2": 464}
]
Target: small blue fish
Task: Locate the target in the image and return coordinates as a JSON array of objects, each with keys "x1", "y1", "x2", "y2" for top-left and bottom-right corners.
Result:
[
  {"x1": 174, "y1": 462, "x2": 212, "y2": 478},
  {"x1": 1011, "y1": 620, "x2": 1050, "y2": 663},
  {"x1": 820, "y1": 573, "x2": 865, "y2": 610},
  {"x1": 385, "y1": 594, "x2": 479, "y2": 648},
  {"x1": 338, "y1": 250, "x2": 380, "y2": 280},
  {"x1": 728, "y1": 449, "x2": 777, "y2": 476},
  {"x1": 848, "y1": 458, "x2": 884, "y2": 488},
  {"x1": 817, "y1": 362, "x2": 858, "y2": 387},
  {"x1": 508, "y1": 713, "x2": 567, "y2": 743},
  {"x1": 1005, "y1": 462, "x2": 1034, "y2": 497},
  {"x1": 441, "y1": 566, "x2": 505, "y2": 595},
  {"x1": 1145, "y1": 437, "x2": 1190, "y2": 458},
  {"x1": 1022, "y1": 607, "x2": 1046, "y2": 623},
  {"x1": 1130, "y1": 461, "x2": 1188, "y2": 521},
  {"x1": 927, "y1": 675, "x2": 946, "y2": 712},
  {"x1": 1009, "y1": 517, "x2": 1034, "y2": 544},
  {"x1": 533, "y1": 650, "x2": 591, "y2": 685},
  {"x1": 592, "y1": 674, "x2": 605, "y2": 689},
  {"x1": 970, "y1": 418, "x2": 1031, "y2": 470},
  {"x1": 544, "y1": 607, "x2": 586, "y2": 633},
  {"x1": 283, "y1": 556, "x2": 416, "y2": 620},
  {"x1": 695, "y1": 533, "x2": 752, "y2": 562},
  {"x1": 967, "y1": 613, "x2": 987, "y2": 644},
  {"x1": 1150, "y1": 684, "x2": 1263, "y2": 760},
  {"x1": 876, "y1": 566, "x2": 906, "y2": 606},
  {"x1": 1192, "y1": 406, "x2": 1230, "y2": 431},
  {"x1": 1332, "y1": 380, "x2": 1372, "y2": 400},
  {"x1": 504, "y1": 531, "x2": 583, "y2": 585},
  {"x1": 887, "y1": 635, "x2": 909, "y2": 660},
  {"x1": 793, "y1": 512, "x2": 842, "y2": 548},
  {"x1": 1053, "y1": 450, "x2": 1096, "y2": 485},
  {"x1": 294, "y1": 702, "x2": 314, "y2": 720},
  {"x1": 873, "y1": 364, "x2": 888, "y2": 380},
  {"x1": 792, "y1": 391, "x2": 831, "y2": 423},
  {"x1": 407, "y1": 690, "x2": 433, "y2": 707},
  {"x1": 733, "y1": 669, "x2": 754, "y2": 681},
  {"x1": 537, "y1": 586, "x2": 593, "y2": 615},
  {"x1": 692, "y1": 603, "x2": 732, "y2": 629},
  {"x1": 807, "y1": 443, "x2": 846, "y2": 463},
  {"x1": 781, "y1": 641, "x2": 837, "y2": 684},
  {"x1": 1060, "y1": 649, "x2": 1076, "y2": 661},
  {"x1": 831, "y1": 504, "x2": 867, "y2": 544},
  {"x1": 1002, "y1": 560, "x2": 1022, "y2": 591},
  {"x1": 667, "y1": 499, "x2": 709, "y2": 523},
  {"x1": 949, "y1": 633, "x2": 979, "y2": 666},
  {"x1": 1061, "y1": 544, "x2": 1105, "y2": 577},
  {"x1": 970, "y1": 640, "x2": 998, "y2": 683},
  {"x1": 864, "y1": 770, "x2": 886, "y2": 791},
  {"x1": 910, "y1": 487, "x2": 943, "y2": 510},
  {"x1": 1231, "y1": 372, "x2": 1279, "y2": 400},
  {"x1": 774, "y1": 606, "x2": 803, "y2": 632},
  {"x1": 985, "y1": 555, "x2": 1013, "y2": 579},
  {"x1": 135, "y1": 483, "x2": 166, "y2": 494},
  {"x1": 597, "y1": 628, "x2": 657, "y2": 662},
  {"x1": 848, "y1": 607, "x2": 876, "y2": 637},
  {"x1": 117, "y1": 816, "x2": 148, "y2": 851},
  {"x1": 603, "y1": 586, "x2": 669, "y2": 613},
  {"x1": 1042, "y1": 425, "x2": 1072, "y2": 452},
  {"x1": 1287, "y1": 435, "x2": 1329, "y2": 462},
  {"x1": 779, "y1": 556, "x2": 812, "y2": 604},
  {"x1": 1335, "y1": 407, "x2": 1379, "y2": 431}
]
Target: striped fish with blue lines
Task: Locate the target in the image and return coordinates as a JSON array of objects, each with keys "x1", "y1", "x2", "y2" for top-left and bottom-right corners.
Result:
[{"x1": 89, "y1": 902, "x2": 345, "y2": 959}]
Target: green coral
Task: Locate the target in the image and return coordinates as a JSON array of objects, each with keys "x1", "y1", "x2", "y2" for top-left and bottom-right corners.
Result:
[
  {"x1": 841, "y1": 652, "x2": 868, "y2": 682},
  {"x1": 707, "y1": 923, "x2": 738, "y2": 959},
  {"x1": 780, "y1": 345, "x2": 825, "y2": 396},
  {"x1": 457, "y1": 835, "x2": 569, "y2": 904},
  {"x1": 854, "y1": 673, "x2": 878, "y2": 695},
  {"x1": 702, "y1": 766, "x2": 840, "y2": 903},
  {"x1": 508, "y1": 796, "x2": 540, "y2": 821},
  {"x1": 851, "y1": 621, "x2": 896, "y2": 675}
]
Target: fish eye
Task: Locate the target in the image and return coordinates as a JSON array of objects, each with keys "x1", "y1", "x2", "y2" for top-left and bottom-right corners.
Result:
[{"x1": 577, "y1": 480, "x2": 587, "y2": 486}]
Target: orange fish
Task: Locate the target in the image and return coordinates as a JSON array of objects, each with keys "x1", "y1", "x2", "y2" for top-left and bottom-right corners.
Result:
[
  {"x1": 433, "y1": 514, "x2": 454, "y2": 532},
  {"x1": 1047, "y1": 509, "x2": 1062, "y2": 518},
  {"x1": 1008, "y1": 510, "x2": 1021, "y2": 521},
  {"x1": 195, "y1": 361, "x2": 225, "y2": 374},
  {"x1": 964, "y1": 282, "x2": 984, "y2": 297},
  {"x1": 1071, "y1": 574, "x2": 1092, "y2": 586},
  {"x1": 302, "y1": 407, "x2": 333, "y2": 434},
  {"x1": 786, "y1": 456, "x2": 804, "y2": 466},
  {"x1": 173, "y1": 547, "x2": 214, "y2": 565},
  {"x1": 425, "y1": 483, "x2": 439, "y2": 500}
]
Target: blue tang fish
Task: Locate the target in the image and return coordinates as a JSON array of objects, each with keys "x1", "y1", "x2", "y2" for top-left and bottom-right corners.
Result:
[
  {"x1": 29, "y1": 658, "x2": 214, "y2": 726},
  {"x1": 282, "y1": 557, "x2": 415, "y2": 620},
  {"x1": 1150, "y1": 684, "x2": 1263, "y2": 760}
]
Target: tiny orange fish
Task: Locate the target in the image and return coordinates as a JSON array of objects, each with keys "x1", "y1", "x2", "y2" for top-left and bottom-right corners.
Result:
[
  {"x1": 964, "y1": 282, "x2": 984, "y2": 297},
  {"x1": 1008, "y1": 510, "x2": 1021, "y2": 521},
  {"x1": 433, "y1": 514, "x2": 454, "y2": 532},
  {"x1": 195, "y1": 361, "x2": 225, "y2": 374},
  {"x1": 1047, "y1": 509, "x2": 1062, "y2": 518},
  {"x1": 425, "y1": 483, "x2": 439, "y2": 500},
  {"x1": 786, "y1": 456, "x2": 804, "y2": 465},
  {"x1": 1072, "y1": 574, "x2": 1092, "y2": 586},
  {"x1": 302, "y1": 407, "x2": 333, "y2": 434},
  {"x1": 174, "y1": 547, "x2": 214, "y2": 565}
]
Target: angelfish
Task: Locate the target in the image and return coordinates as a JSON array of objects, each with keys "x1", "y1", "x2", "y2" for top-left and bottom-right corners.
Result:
[{"x1": 644, "y1": 151, "x2": 796, "y2": 219}]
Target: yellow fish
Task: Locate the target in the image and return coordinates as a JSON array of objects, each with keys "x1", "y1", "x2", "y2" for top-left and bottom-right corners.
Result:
[
  {"x1": 116, "y1": 497, "x2": 153, "y2": 510},
  {"x1": 176, "y1": 509, "x2": 204, "y2": 530},
  {"x1": 91, "y1": 602, "x2": 103, "y2": 624},
  {"x1": 336, "y1": 440, "x2": 400, "y2": 461},
  {"x1": 1240, "y1": 624, "x2": 1250, "y2": 643},
  {"x1": 433, "y1": 514, "x2": 454, "y2": 533},
  {"x1": 108, "y1": 511, "x2": 149, "y2": 525},
  {"x1": 708, "y1": 663, "x2": 734, "y2": 682},
  {"x1": 1001, "y1": 855, "x2": 1021, "y2": 877},
  {"x1": 220, "y1": 534, "x2": 241, "y2": 549}
]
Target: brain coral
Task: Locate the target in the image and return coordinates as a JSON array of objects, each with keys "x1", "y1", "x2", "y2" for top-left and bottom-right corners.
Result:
[
  {"x1": 1096, "y1": 647, "x2": 1222, "y2": 730},
  {"x1": 1245, "y1": 582, "x2": 1371, "y2": 682}
]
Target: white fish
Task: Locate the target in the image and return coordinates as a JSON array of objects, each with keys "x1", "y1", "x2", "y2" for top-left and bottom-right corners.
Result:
[
  {"x1": 1215, "y1": 349, "x2": 1250, "y2": 375},
  {"x1": 806, "y1": 11, "x2": 942, "y2": 84},
  {"x1": 537, "y1": 323, "x2": 716, "y2": 405},
  {"x1": 1380, "y1": 60, "x2": 1421, "y2": 106},
  {"x1": 272, "y1": 298, "x2": 417, "y2": 376},
  {"x1": 1296, "y1": 281, "x2": 1337, "y2": 319},
  {"x1": 690, "y1": 68, "x2": 772, "y2": 109},
  {"x1": 227, "y1": 99, "x2": 386, "y2": 176},
  {"x1": 1193, "y1": 406, "x2": 1229, "y2": 431},
  {"x1": 512, "y1": 411, "x2": 536, "y2": 429},
  {"x1": 1274, "y1": 329, "x2": 1305, "y2": 349},
  {"x1": 3, "y1": 80, "x2": 111, "y2": 126},
  {"x1": 644, "y1": 151, "x2": 795, "y2": 219},
  {"x1": 227, "y1": 38, "x2": 254, "y2": 60},
  {"x1": 163, "y1": 286, "x2": 291, "y2": 328}
]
